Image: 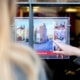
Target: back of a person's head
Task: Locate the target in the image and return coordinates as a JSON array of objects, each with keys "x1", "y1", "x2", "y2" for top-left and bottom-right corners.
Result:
[{"x1": 0, "y1": 0, "x2": 47, "y2": 80}]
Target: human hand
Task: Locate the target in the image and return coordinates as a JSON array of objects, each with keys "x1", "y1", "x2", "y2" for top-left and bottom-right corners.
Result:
[{"x1": 53, "y1": 40, "x2": 80, "y2": 56}]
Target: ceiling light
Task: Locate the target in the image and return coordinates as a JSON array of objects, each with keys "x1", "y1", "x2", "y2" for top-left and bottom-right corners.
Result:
[
  {"x1": 65, "y1": 8, "x2": 77, "y2": 13},
  {"x1": 27, "y1": 7, "x2": 39, "y2": 12}
]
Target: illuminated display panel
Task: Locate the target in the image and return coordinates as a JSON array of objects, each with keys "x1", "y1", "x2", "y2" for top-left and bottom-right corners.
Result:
[{"x1": 15, "y1": 17, "x2": 70, "y2": 59}]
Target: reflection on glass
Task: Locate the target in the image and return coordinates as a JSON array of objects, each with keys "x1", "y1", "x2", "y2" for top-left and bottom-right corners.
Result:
[
  {"x1": 33, "y1": 7, "x2": 59, "y2": 17},
  {"x1": 16, "y1": 6, "x2": 80, "y2": 17},
  {"x1": 33, "y1": 0, "x2": 80, "y2": 2},
  {"x1": 18, "y1": 0, "x2": 28, "y2": 2},
  {"x1": 16, "y1": 6, "x2": 29, "y2": 17}
]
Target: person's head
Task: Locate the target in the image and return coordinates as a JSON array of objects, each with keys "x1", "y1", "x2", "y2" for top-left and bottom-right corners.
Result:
[
  {"x1": 0, "y1": 0, "x2": 17, "y2": 52},
  {"x1": 0, "y1": 0, "x2": 47, "y2": 80}
]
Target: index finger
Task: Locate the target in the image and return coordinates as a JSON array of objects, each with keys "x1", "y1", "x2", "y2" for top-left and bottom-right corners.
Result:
[{"x1": 53, "y1": 39, "x2": 62, "y2": 48}]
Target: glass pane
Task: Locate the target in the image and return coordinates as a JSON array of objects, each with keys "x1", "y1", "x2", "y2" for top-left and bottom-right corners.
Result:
[
  {"x1": 33, "y1": 6, "x2": 69, "y2": 59},
  {"x1": 33, "y1": 7, "x2": 58, "y2": 17},
  {"x1": 33, "y1": 0, "x2": 80, "y2": 2},
  {"x1": 33, "y1": 6, "x2": 80, "y2": 59},
  {"x1": 15, "y1": 5, "x2": 80, "y2": 59},
  {"x1": 16, "y1": 6, "x2": 29, "y2": 17},
  {"x1": 18, "y1": 0, "x2": 28, "y2": 2}
]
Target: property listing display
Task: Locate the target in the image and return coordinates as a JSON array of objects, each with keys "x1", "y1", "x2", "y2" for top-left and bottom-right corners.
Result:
[{"x1": 15, "y1": 17, "x2": 70, "y2": 59}]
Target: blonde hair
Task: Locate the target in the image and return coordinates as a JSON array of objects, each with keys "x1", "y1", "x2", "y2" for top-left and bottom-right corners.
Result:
[{"x1": 0, "y1": 0, "x2": 44, "y2": 80}]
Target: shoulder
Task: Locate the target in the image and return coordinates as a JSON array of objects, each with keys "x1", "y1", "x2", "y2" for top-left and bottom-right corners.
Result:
[
  {"x1": 12, "y1": 63, "x2": 47, "y2": 80},
  {"x1": 10, "y1": 42, "x2": 47, "y2": 80}
]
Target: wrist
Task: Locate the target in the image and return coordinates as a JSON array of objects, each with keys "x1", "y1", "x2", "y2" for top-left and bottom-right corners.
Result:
[{"x1": 73, "y1": 47, "x2": 80, "y2": 56}]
